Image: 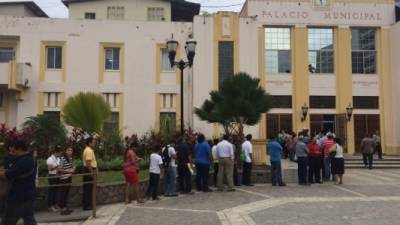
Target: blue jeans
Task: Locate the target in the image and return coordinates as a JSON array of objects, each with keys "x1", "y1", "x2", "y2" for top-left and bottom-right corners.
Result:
[
  {"x1": 164, "y1": 166, "x2": 177, "y2": 196},
  {"x1": 48, "y1": 174, "x2": 59, "y2": 207},
  {"x1": 270, "y1": 161, "x2": 283, "y2": 185},
  {"x1": 323, "y1": 157, "x2": 331, "y2": 180}
]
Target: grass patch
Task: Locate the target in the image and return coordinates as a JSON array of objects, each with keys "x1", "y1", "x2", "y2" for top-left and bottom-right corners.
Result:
[{"x1": 38, "y1": 170, "x2": 149, "y2": 187}]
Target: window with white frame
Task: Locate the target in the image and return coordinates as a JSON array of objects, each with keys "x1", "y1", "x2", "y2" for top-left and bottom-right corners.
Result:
[
  {"x1": 103, "y1": 93, "x2": 120, "y2": 134},
  {"x1": 107, "y1": 6, "x2": 124, "y2": 20},
  {"x1": 308, "y1": 28, "x2": 334, "y2": 74},
  {"x1": 85, "y1": 12, "x2": 96, "y2": 19},
  {"x1": 265, "y1": 27, "x2": 291, "y2": 74},
  {"x1": 160, "y1": 94, "x2": 176, "y2": 110},
  {"x1": 43, "y1": 92, "x2": 61, "y2": 122},
  {"x1": 351, "y1": 28, "x2": 376, "y2": 74},
  {"x1": 161, "y1": 48, "x2": 174, "y2": 71},
  {"x1": 148, "y1": 7, "x2": 165, "y2": 21},
  {"x1": 105, "y1": 47, "x2": 120, "y2": 71},
  {"x1": 46, "y1": 46, "x2": 62, "y2": 69}
]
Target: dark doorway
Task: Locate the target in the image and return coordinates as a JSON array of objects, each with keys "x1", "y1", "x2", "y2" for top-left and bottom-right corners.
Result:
[
  {"x1": 354, "y1": 114, "x2": 380, "y2": 153},
  {"x1": 310, "y1": 114, "x2": 336, "y2": 135},
  {"x1": 267, "y1": 114, "x2": 292, "y2": 139}
]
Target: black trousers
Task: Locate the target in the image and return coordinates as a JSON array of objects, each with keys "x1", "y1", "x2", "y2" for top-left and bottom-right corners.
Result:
[
  {"x1": 308, "y1": 157, "x2": 322, "y2": 183},
  {"x1": 82, "y1": 168, "x2": 93, "y2": 210},
  {"x1": 47, "y1": 174, "x2": 59, "y2": 207},
  {"x1": 1, "y1": 200, "x2": 37, "y2": 225},
  {"x1": 233, "y1": 164, "x2": 240, "y2": 186},
  {"x1": 375, "y1": 143, "x2": 383, "y2": 159},
  {"x1": 177, "y1": 164, "x2": 192, "y2": 193},
  {"x1": 196, "y1": 163, "x2": 210, "y2": 191},
  {"x1": 271, "y1": 161, "x2": 284, "y2": 185},
  {"x1": 146, "y1": 173, "x2": 160, "y2": 200},
  {"x1": 213, "y1": 163, "x2": 219, "y2": 187},
  {"x1": 363, "y1": 153, "x2": 373, "y2": 169},
  {"x1": 58, "y1": 178, "x2": 72, "y2": 209},
  {"x1": 297, "y1": 157, "x2": 308, "y2": 184},
  {"x1": 242, "y1": 162, "x2": 252, "y2": 185}
]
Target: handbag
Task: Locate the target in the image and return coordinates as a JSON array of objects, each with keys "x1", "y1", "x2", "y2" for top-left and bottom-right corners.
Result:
[{"x1": 329, "y1": 144, "x2": 338, "y2": 157}]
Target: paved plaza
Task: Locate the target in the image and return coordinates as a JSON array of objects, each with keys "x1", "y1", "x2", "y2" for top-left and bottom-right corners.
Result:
[{"x1": 41, "y1": 168, "x2": 400, "y2": 225}]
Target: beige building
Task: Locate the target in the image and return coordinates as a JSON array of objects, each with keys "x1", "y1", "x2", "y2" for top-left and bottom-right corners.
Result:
[{"x1": 0, "y1": 0, "x2": 400, "y2": 156}]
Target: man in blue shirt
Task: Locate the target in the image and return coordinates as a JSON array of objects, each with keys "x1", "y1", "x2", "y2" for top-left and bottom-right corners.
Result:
[
  {"x1": 0, "y1": 140, "x2": 37, "y2": 225},
  {"x1": 195, "y1": 134, "x2": 212, "y2": 192},
  {"x1": 268, "y1": 134, "x2": 286, "y2": 187}
]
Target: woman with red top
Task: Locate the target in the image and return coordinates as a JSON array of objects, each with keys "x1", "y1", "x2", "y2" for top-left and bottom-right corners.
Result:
[
  {"x1": 307, "y1": 137, "x2": 322, "y2": 184},
  {"x1": 124, "y1": 143, "x2": 143, "y2": 204}
]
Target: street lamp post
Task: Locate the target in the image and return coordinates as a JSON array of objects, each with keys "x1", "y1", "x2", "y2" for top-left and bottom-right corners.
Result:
[{"x1": 166, "y1": 38, "x2": 197, "y2": 134}]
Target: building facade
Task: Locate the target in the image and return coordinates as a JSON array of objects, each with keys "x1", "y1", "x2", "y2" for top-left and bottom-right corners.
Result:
[{"x1": 0, "y1": 0, "x2": 400, "y2": 155}]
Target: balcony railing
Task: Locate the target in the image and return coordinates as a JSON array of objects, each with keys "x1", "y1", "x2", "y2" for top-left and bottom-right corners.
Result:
[{"x1": 0, "y1": 61, "x2": 31, "y2": 90}]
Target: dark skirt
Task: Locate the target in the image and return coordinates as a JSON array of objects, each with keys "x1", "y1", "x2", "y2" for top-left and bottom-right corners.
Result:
[{"x1": 331, "y1": 158, "x2": 345, "y2": 175}]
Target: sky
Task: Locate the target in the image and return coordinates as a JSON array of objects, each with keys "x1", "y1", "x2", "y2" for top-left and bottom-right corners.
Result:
[{"x1": 0, "y1": 0, "x2": 245, "y2": 18}]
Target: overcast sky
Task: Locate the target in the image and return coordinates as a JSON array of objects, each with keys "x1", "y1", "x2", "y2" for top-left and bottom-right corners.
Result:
[{"x1": 0, "y1": 0, "x2": 245, "y2": 18}]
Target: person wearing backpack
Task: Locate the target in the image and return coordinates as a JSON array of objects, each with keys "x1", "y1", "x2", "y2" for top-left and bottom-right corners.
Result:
[
  {"x1": 241, "y1": 134, "x2": 253, "y2": 186},
  {"x1": 162, "y1": 141, "x2": 178, "y2": 197}
]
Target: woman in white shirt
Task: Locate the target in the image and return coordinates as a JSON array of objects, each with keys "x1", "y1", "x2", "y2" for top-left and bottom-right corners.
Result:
[{"x1": 330, "y1": 137, "x2": 345, "y2": 185}]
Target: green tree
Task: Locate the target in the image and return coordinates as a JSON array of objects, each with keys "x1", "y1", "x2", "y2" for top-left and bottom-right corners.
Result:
[
  {"x1": 23, "y1": 114, "x2": 67, "y2": 157},
  {"x1": 195, "y1": 72, "x2": 272, "y2": 137},
  {"x1": 62, "y1": 92, "x2": 111, "y2": 134}
]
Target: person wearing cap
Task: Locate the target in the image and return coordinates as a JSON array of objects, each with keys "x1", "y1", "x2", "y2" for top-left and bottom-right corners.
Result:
[{"x1": 46, "y1": 146, "x2": 62, "y2": 212}]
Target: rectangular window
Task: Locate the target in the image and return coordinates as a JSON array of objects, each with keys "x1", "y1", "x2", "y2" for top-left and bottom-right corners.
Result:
[
  {"x1": 265, "y1": 27, "x2": 291, "y2": 74},
  {"x1": 271, "y1": 95, "x2": 292, "y2": 108},
  {"x1": 104, "y1": 48, "x2": 120, "y2": 71},
  {"x1": 107, "y1": 6, "x2": 124, "y2": 20},
  {"x1": 161, "y1": 94, "x2": 175, "y2": 109},
  {"x1": 0, "y1": 48, "x2": 14, "y2": 63},
  {"x1": 103, "y1": 112, "x2": 120, "y2": 134},
  {"x1": 161, "y1": 48, "x2": 174, "y2": 71},
  {"x1": 160, "y1": 112, "x2": 176, "y2": 134},
  {"x1": 353, "y1": 96, "x2": 379, "y2": 109},
  {"x1": 310, "y1": 96, "x2": 336, "y2": 109},
  {"x1": 0, "y1": 93, "x2": 4, "y2": 108},
  {"x1": 85, "y1": 12, "x2": 96, "y2": 19},
  {"x1": 43, "y1": 111, "x2": 61, "y2": 122},
  {"x1": 308, "y1": 28, "x2": 334, "y2": 74},
  {"x1": 218, "y1": 41, "x2": 234, "y2": 87},
  {"x1": 103, "y1": 93, "x2": 120, "y2": 109},
  {"x1": 351, "y1": 29, "x2": 376, "y2": 74},
  {"x1": 148, "y1": 7, "x2": 165, "y2": 21},
  {"x1": 44, "y1": 92, "x2": 60, "y2": 108},
  {"x1": 46, "y1": 47, "x2": 62, "y2": 69}
]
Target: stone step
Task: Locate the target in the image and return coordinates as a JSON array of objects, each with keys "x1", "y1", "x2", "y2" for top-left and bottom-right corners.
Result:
[{"x1": 345, "y1": 164, "x2": 400, "y2": 169}]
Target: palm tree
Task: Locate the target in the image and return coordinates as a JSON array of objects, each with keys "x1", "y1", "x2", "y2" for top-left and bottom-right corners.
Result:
[
  {"x1": 62, "y1": 92, "x2": 111, "y2": 134},
  {"x1": 23, "y1": 114, "x2": 67, "y2": 157},
  {"x1": 195, "y1": 72, "x2": 272, "y2": 137}
]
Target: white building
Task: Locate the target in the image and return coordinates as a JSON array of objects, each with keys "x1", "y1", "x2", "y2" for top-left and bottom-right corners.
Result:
[{"x1": 1, "y1": 0, "x2": 400, "y2": 158}]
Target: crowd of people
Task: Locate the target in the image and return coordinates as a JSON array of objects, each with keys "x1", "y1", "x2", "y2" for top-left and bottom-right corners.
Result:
[{"x1": 0, "y1": 129, "x2": 383, "y2": 225}]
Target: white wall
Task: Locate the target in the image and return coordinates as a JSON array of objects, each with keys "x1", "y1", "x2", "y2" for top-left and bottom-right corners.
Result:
[
  {"x1": 390, "y1": 22, "x2": 400, "y2": 146},
  {"x1": 0, "y1": 16, "x2": 192, "y2": 136},
  {"x1": 0, "y1": 4, "x2": 39, "y2": 17},
  {"x1": 69, "y1": 0, "x2": 171, "y2": 21}
]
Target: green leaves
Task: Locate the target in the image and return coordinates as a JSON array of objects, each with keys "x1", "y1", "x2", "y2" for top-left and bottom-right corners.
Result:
[
  {"x1": 62, "y1": 92, "x2": 111, "y2": 134},
  {"x1": 195, "y1": 72, "x2": 272, "y2": 135}
]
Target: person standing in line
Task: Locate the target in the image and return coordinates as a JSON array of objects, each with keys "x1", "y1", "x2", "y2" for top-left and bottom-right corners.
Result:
[
  {"x1": 58, "y1": 146, "x2": 75, "y2": 215},
  {"x1": 0, "y1": 141, "x2": 37, "y2": 225},
  {"x1": 295, "y1": 136, "x2": 309, "y2": 185},
  {"x1": 216, "y1": 135, "x2": 235, "y2": 192},
  {"x1": 307, "y1": 137, "x2": 322, "y2": 184},
  {"x1": 162, "y1": 141, "x2": 178, "y2": 197},
  {"x1": 176, "y1": 137, "x2": 193, "y2": 194},
  {"x1": 330, "y1": 138, "x2": 345, "y2": 185},
  {"x1": 268, "y1": 134, "x2": 286, "y2": 187},
  {"x1": 287, "y1": 132, "x2": 297, "y2": 162},
  {"x1": 82, "y1": 137, "x2": 97, "y2": 211},
  {"x1": 146, "y1": 145, "x2": 163, "y2": 201},
  {"x1": 322, "y1": 134, "x2": 335, "y2": 181},
  {"x1": 229, "y1": 137, "x2": 240, "y2": 187},
  {"x1": 123, "y1": 143, "x2": 143, "y2": 204},
  {"x1": 194, "y1": 134, "x2": 213, "y2": 192},
  {"x1": 360, "y1": 134, "x2": 375, "y2": 170},
  {"x1": 373, "y1": 131, "x2": 382, "y2": 159},
  {"x1": 242, "y1": 134, "x2": 254, "y2": 186},
  {"x1": 46, "y1": 146, "x2": 62, "y2": 212},
  {"x1": 211, "y1": 139, "x2": 219, "y2": 187}
]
